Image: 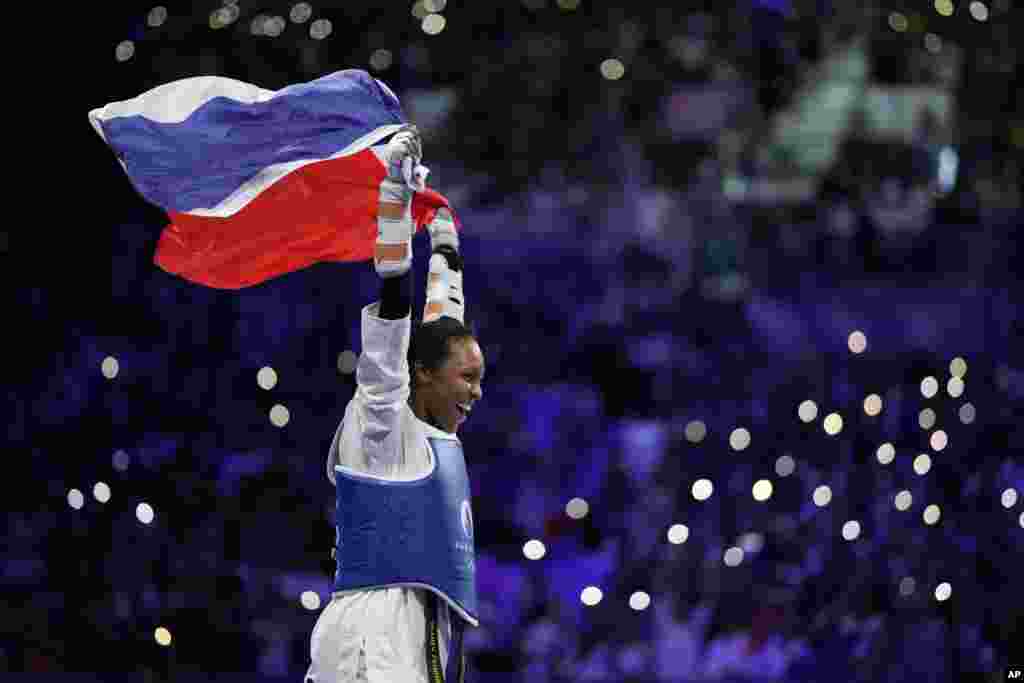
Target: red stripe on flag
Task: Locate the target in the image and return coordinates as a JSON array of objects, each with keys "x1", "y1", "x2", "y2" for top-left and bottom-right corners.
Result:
[{"x1": 154, "y1": 148, "x2": 454, "y2": 289}]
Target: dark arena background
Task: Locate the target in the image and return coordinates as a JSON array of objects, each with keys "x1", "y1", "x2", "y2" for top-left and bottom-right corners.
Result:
[{"x1": 9, "y1": 0, "x2": 1024, "y2": 681}]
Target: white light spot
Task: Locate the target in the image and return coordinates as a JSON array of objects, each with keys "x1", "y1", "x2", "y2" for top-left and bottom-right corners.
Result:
[
  {"x1": 523, "y1": 539, "x2": 546, "y2": 560},
  {"x1": 412, "y1": 0, "x2": 429, "y2": 19},
  {"x1": 959, "y1": 403, "x2": 976, "y2": 424},
  {"x1": 629, "y1": 591, "x2": 651, "y2": 611},
  {"x1": 566, "y1": 497, "x2": 590, "y2": 520},
  {"x1": 877, "y1": 442, "x2": 896, "y2": 465},
  {"x1": 270, "y1": 404, "x2": 290, "y2": 427},
  {"x1": 93, "y1": 482, "x2": 111, "y2": 504},
  {"x1": 775, "y1": 455, "x2": 795, "y2": 477},
  {"x1": 310, "y1": 18, "x2": 332, "y2": 39},
  {"x1": 894, "y1": 490, "x2": 913, "y2": 511},
  {"x1": 847, "y1": 330, "x2": 867, "y2": 354},
  {"x1": 969, "y1": 1, "x2": 989, "y2": 20},
  {"x1": 914, "y1": 453, "x2": 932, "y2": 476},
  {"x1": 930, "y1": 430, "x2": 948, "y2": 452},
  {"x1": 692, "y1": 479, "x2": 713, "y2": 501},
  {"x1": 934, "y1": 0, "x2": 954, "y2": 17},
  {"x1": 947, "y1": 376, "x2": 965, "y2": 398},
  {"x1": 600, "y1": 58, "x2": 626, "y2": 80},
  {"x1": 337, "y1": 350, "x2": 358, "y2": 375},
  {"x1": 667, "y1": 523, "x2": 689, "y2": 545},
  {"x1": 863, "y1": 394, "x2": 883, "y2": 416},
  {"x1": 921, "y1": 376, "x2": 939, "y2": 398},
  {"x1": 290, "y1": 2, "x2": 313, "y2": 23},
  {"x1": 899, "y1": 576, "x2": 916, "y2": 596},
  {"x1": 924, "y1": 32, "x2": 943, "y2": 54},
  {"x1": 101, "y1": 356, "x2": 120, "y2": 379},
  {"x1": 950, "y1": 357, "x2": 968, "y2": 378},
  {"x1": 136, "y1": 502, "x2": 155, "y2": 525},
  {"x1": 889, "y1": 11, "x2": 909, "y2": 31},
  {"x1": 300, "y1": 590, "x2": 321, "y2": 610},
  {"x1": 370, "y1": 48, "x2": 393, "y2": 71},
  {"x1": 684, "y1": 420, "x2": 707, "y2": 443},
  {"x1": 154, "y1": 626, "x2": 172, "y2": 647},
  {"x1": 935, "y1": 582, "x2": 952, "y2": 601},
  {"x1": 115, "y1": 41, "x2": 135, "y2": 62},
  {"x1": 112, "y1": 449, "x2": 130, "y2": 471},
  {"x1": 842, "y1": 520, "x2": 861, "y2": 541},
  {"x1": 581, "y1": 585, "x2": 603, "y2": 606},
  {"x1": 739, "y1": 532, "x2": 764, "y2": 554},
  {"x1": 823, "y1": 412, "x2": 843, "y2": 436},
  {"x1": 729, "y1": 427, "x2": 751, "y2": 451},
  {"x1": 752, "y1": 479, "x2": 773, "y2": 502},
  {"x1": 919, "y1": 408, "x2": 937, "y2": 430},
  {"x1": 1002, "y1": 488, "x2": 1019, "y2": 509},
  {"x1": 923, "y1": 504, "x2": 941, "y2": 525},
  {"x1": 723, "y1": 547, "x2": 744, "y2": 566},
  {"x1": 422, "y1": 13, "x2": 446, "y2": 35},
  {"x1": 1019, "y1": 511, "x2": 1024, "y2": 528},
  {"x1": 147, "y1": 6, "x2": 168, "y2": 27},
  {"x1": 798, "y1": 400, "x2": 818, "y2": 423},
  {"x1": 813, "y1": 485, "x2": 832, "y2": 507},
  {"x1": 424, "y1": 0, "x2": 447, "y2": 11},
  {"x1": 257, "y1": 366, "x2": 278, "y2": 390},
  {"x1": 67, "y1": 488, "x2": 85, "y2": 510}
]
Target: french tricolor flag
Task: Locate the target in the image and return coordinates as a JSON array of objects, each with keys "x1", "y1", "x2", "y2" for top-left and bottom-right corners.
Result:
[{"x1": 89, "y1": 69, "x2": 454, "y2": 289}]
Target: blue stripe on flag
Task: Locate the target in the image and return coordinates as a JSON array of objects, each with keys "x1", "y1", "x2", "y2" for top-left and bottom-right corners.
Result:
[{"x1": 97, "y1": 70, "x2": 405, "y2": 213}]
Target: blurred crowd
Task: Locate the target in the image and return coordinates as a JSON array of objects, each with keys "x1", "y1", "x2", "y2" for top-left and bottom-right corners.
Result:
[{"x1": 8, "y1": 0, "x2": 1024, "y2": 681}]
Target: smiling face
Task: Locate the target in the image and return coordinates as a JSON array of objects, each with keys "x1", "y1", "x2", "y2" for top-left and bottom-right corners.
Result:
[{"x1": 412, "y1": 336, "x2": 485, "y2": 434}]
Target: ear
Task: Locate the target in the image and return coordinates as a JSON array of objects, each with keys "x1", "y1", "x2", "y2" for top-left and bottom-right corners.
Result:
[{"x1": 412, "y1": 360, "x2": 432, "y2": 388}]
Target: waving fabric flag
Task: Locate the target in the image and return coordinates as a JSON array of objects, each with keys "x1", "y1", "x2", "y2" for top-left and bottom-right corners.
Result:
[{"x1": 89, "y1": 69, "x2": 455, "y2": 289}]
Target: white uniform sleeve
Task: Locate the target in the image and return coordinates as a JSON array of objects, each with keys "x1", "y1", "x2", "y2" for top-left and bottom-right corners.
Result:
[{"x1": 342, "y1": 301, "x2": 411, "y2": 473}]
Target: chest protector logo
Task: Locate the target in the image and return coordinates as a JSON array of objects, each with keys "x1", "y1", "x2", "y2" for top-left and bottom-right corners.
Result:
[{"x1": 333, "y1": 437, "x2": 479, "y2": 627}]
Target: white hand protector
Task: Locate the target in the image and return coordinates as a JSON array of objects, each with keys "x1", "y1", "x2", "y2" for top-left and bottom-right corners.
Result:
[
  {"x1": 427, "y1": 207, "x2": 459, "y2": 252},
  {"x1": 423, "y1": 253, "x2": 465, "y2": 324},
  {"x1": 375, "y1": 128, "x2": 421, "y2": 278}
]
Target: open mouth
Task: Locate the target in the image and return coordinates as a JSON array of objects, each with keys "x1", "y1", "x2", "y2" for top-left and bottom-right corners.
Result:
[{"x1": 456, "y1": 403, "x2": 472, "y2": 422}]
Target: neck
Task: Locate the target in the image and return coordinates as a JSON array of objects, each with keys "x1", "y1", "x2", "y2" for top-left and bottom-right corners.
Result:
[{"x1": 409, "y1": 393, "x2": 442, "y2": 431}]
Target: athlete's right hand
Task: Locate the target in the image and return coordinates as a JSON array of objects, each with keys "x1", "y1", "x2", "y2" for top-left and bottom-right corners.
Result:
[{"x1": 383, "y1": 126, "x2": 422, "y2": 182}]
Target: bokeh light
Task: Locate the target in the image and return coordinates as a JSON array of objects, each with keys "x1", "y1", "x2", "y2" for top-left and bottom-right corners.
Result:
[
  {"x1": 667, "y1": 523, "x2": 689, "y2": 545},
  {"x1": 924, "y1": 32, "x2": 943, "y2": 54},
  {"x1": 934, "y1": 0, "x2": 954, "y2": 17},
  {"x1": 723, "y1": 547, "x2": 744, "y2": 566},
  {"x1": 1002, "y1": 488, "x2": 1018, "y2": 509},
  {"x1": 337, "y1": 350, "x2": 357, "y2": 375},
  {"x1": 775, "y1": 455, "x2": 795, "y2": 477},
  {"x1": 102, "y1": 356, "x2": 120, "y2": 379},
  {"x1": 154, "y1": 627, "x2": 172, "y2": 647},
  {"x1": 112, "y1": 449, "x2": 130, "y2": 472},
  {"x1": 581, "y1": 586, "x2": 603, "y2": 606},
  {"x1": 959, "y1": 402, "x2": 976, "y2": 424},
  {"x1": 900, "y1": 576, "x2": 916, "y2": 596},
  {"x1": 290, "y1": 2, "x2": 313, "y2": 23},
  {"x1": 147, "y1": 6, "x2": 168, "y2": 28},
  {"x1": 136, "y1": 503, "x2": 155, "y2": 525},
  {"x1": 877, "y1": 442, "x2": 896, "y2": 465},
  {"x1": 798, "y1": 400, "x2": 818, "y2": 423},
  {"x1": 424, "y1": 0, "x2": 448, "y2": 11},
  {"x1": 950, "y1": 356, "x2": 968, "y2": 377},
  {"x1": 600, "y1": 58, "x2": 626, "y2": 80},
  {"x1": 863, "y1": 393, "x2": 883, "y2": 416},
  {"x1": 115, "y1": 41, "x2": 135, "y2": 62},
  {"x1": 310, "y1": 18, "x2": 332, "y2": 39},
  {"x1": 813, "y1": 485, "x2": 832, "y2": 507},
  {"x1": 422, "y1": 13, "x2": 446, "y2": 35},
  {"x1": 888, "y1": 12, "x2": 909, "y2": 32},
  {"x1": 823, "y1": 413, "x2": 843, "y2": 436},
  {"x1": 729, "y1": 427, "x2": 751, "y2": 451},
  {"x1": 270, "y1": 404, "x2": 290, "y2": 427},
  {"x1": 412, "y1": 1, "x2": 429, "y2": 19},
  {"x1": 566, "y1": 497, "x2": 589, "y2": 519},
  {"x1": 93, "y1": 482, "x2": 111, "y2": 504},
  {"x1": 847, "y1": 330, "x2": 867, "y2": 354},
  {"x1": 300, "y1": 590, "x2": 321, "y2": 610},
  {"x1": 523, "y1": 539, "x2": 546, "y2": 560},
  {"x1": 692, "y1": 479, "x2": 713, "y2": 501},
  {"x1": 370, "y1": 49, "x2": 393, "y2": 72},
  {"x1": 914, "y1": 453, "x2": 933, "y2": 476},
  {"x1": 842, "y1": 520, "x2": 861, "y2": 541},
  {"x1": 923, "y1": 504, "x2": 941, "y2": 525},
  {"x1": 930, "y1": 430, "x2": 948, "y2": 452},
  {"x1": 919, "y1": 408, "x2": 937, "y2": 430},
  {"x1": 629, "y1": 591, "x2": 651, "y2": 611},
  {"x1": 894, "y1": 490, "x2": 913, "y2": 511},
  {"x1": 947, "y1": 376, "x2": 965, "y2": 398},
  {"x1": 935, "y1": 582, "x2": 952, "y2": 601},
  {"x1": 684, "y1": 420, "x2": 707, "y2": 443},
  {"x1": 920, "y1": 376, "x2": 939, "y2": 398},
  {"x1": 969, "y1": 1, "x2": 989, "y2": 20},
  {"x1": 752, "y1": 479, "x2": 773, "y2": 502},
  {"x1": 257, "y1": 366, "x2": 278, "y2": 390},
  {"x1": 68, "y1": 488, "x2": 85, "y2": 510}
]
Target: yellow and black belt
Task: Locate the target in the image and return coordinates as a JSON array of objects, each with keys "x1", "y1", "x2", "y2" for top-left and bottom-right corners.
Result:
[{"x1": 425, "y1": 592, "x2": 465, "y2": 683}]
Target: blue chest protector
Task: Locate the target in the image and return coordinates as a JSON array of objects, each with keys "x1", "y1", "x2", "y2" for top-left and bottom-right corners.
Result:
[{"x1": 333, "y1": 436, "x2": 479, "y2": 627}]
